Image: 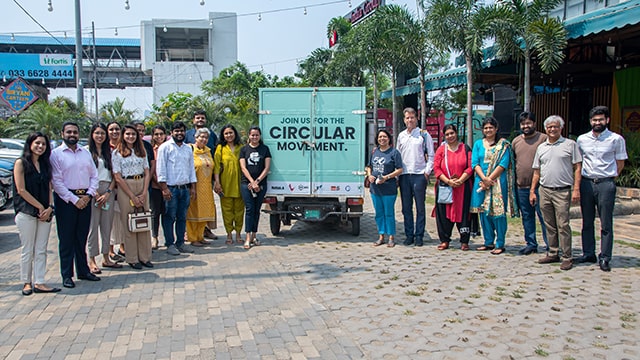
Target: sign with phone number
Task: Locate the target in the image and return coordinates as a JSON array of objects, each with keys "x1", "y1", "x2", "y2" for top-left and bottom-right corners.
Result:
[{"x1": 0, "y1": 53, "x2": 74, "y2": 80}]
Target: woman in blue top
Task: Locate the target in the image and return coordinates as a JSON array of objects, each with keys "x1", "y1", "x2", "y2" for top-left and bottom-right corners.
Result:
[
  {"x1": 365, "y1": 129, "x2": 403, "y2": 248},
  {"x1": 470, "y1": 117, "x2": 517, "y2": 254}
]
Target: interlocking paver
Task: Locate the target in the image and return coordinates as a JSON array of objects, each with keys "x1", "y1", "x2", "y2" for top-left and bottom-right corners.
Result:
[{"x1": 1, "y1": 190, "x2": 639, "y2": 359}]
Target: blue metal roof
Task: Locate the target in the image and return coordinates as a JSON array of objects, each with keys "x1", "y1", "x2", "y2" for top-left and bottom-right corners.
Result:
[
  {"x1": 0, "y1": 35, "x2": 140, "y2": 47},
  {"x1": 565, "y1": 0, "x2": 640, "y2": 39},
  {"x1": 384, "y1": 0, "x2": 640, "y2": 99}
]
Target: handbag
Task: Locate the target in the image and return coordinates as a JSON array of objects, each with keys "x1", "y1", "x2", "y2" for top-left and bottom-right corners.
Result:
[
  {"x1": 127, "y1": 207, "x2": 152, "y2": 233},
  {"x1": 364, "y1": 176, "x2": 371, "y2": 188},
  {"x1": 437, "y1": 145, "x2": 454, "y2": 204}
]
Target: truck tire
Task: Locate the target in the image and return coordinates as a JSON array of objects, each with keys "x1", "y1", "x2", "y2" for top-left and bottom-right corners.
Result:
[
  {"x1": 270, "y1": 214, "x2": 281, "y2": 235},
  {"x1": 350, "y1": 217, "x2": 360, "y2": 236}
]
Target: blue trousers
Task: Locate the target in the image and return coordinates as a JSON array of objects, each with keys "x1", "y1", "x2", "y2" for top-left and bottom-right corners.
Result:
[
  {"x1": 580, "y1": 178, "x2": 616, "y2": 261},
  {"x1": 480, "y1": 212, "x2": 507, "y2": 249},
  {"x1": 162, "y1": 186, "x2": 190, "y2": 248},
  {"x1": 240, "y1": 182, "x2": 267, "y2": 233},
  {"x1": 399, "y1": 174, "x2": 426, "y2": 242},
  {"x1": 517, "y1": 187, "x2": 548, "y2": 250},
  {"x1": 370, "y1": 193, "x2": 397, "y2": 236}
]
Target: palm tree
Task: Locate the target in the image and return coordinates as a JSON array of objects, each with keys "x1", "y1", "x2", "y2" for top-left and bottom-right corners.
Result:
[
  {"x1": 423, "y1": 0, "x2": 496, "y2": 144},
  {"x1": 492, "y1": 0, "x2": 567, "y2": 111},
  {"x1": 376, "y1": 4, "x2": 416, "y2": 142},
  {"x1": 100, "y1": 97, "x2": 136, "y2": 124},
  {"x1": 295, "y1": 48, "x2": 335, "y2": 86},
  {"x1": 7, "y1": 100, "x2": 64, "y2": 139}
]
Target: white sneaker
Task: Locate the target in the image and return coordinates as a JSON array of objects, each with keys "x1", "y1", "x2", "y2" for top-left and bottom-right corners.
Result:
[{"x1": 167, "y1": 245, "x2": 180, "y2": 256}]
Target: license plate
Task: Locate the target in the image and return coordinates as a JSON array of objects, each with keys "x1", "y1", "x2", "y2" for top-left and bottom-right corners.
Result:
[{"x1": 304, "y1": 209, "x2": 321, "y2": 219}]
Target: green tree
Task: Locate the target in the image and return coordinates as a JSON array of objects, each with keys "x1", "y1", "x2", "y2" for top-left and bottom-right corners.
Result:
[
  {"x1": 295, "y1": 48, "x2": 335, "y2": 86},
  {"x1": 492, "y1": 0, "x2": 567, "y2": 111},
  {"x1": 7, "y1": 96, "x2": 87, "y2": 139},
  {"x1": 100, "y1": 97, "x2": 137, "y2": 124},
  {"x1": 423, "y1": 0, "x2": 496, "y2": 144}
]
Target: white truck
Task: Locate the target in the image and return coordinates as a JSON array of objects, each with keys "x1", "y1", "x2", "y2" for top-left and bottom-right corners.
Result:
[{"x1": 259, "y1": 87, "x2": 367, "y2": 236}]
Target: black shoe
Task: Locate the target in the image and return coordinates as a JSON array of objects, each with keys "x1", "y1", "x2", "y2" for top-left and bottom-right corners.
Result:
[
  {"x1": 63, "y1": 278, "x2": 75, "y2": 288},
  {"x1": 599, "y1": 259, "x2": 611, "y2": 272},
  {"x1": 403, "y1": 237, "x2": 414, "y2": 246},
  {"x1": 22, "y1": 285, "x2": 33, "y2": 296},
  {"x1": 140, "y1": 261, "x2": 154, "y2": 268},
  {"x1": 519, "y1": 246, "x2": 538, "y2": 255},
  {"x1": 33, "y1": 286, "x2": 61, "y2": 293},
  {"x1": 575, "y1": 255, "x2": 597, "y2": 263},
  {"x1": 415, "y1": 239, "x2": 424, "y2": 247},
  {"x1": 78, "y1": 273, "x2": 101, "y2": 281},
  {"x1": 129, "y1": 262, "x2": 143, "y2": 270}
]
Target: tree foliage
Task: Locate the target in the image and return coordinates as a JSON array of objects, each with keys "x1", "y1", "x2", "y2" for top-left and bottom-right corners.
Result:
[{"x1": 6, "y1": 96, "x2": 88, "y2": 140}]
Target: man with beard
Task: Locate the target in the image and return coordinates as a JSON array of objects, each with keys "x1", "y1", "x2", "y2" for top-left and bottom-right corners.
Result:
[
  {"x1": 156, "y1": 121, "x2": 197, "y2": 255},
  {"x1": 51, "y1": 122, "x2": 100, "y2": 288},
  {"x1": 185, "y1": 110, "x2": 218, "y2": 241},
  {"x1": 512, "y1": 112, "x2": 548, "y2": 255},
  {"x1": 576, "y1": 106, "x2": 628, "y2": 272}
]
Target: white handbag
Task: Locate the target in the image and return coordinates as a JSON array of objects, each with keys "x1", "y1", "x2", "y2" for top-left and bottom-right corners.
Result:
[{"x1": 127, "y1": 207, "x2": 152, "y2": 233}]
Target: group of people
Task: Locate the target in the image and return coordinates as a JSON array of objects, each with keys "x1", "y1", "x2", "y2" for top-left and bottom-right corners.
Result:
[
  {"x1": 366, "y1": 106, "x2": 627, "y2": 272},
  {"x1": 14, "y1": 110, "x2": 272, "y2": 295}
]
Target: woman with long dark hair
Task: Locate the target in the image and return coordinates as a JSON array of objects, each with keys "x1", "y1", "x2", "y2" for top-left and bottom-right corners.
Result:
[
  {"x1": 86, "y1": 123, "x2": 121, "y2": 273},
  {"x1": 470, "y1": 117, "x2": 517, "y2": 254},
  {"x1": 239, "y1": 126, "x2": 271, "y2": 249},
  {"x1": 149, "y1": 125, "x2": 167, "y2": 249},
  {"x1": 107, "y1": 121, "x2": 126, "y2": 261},
  {"x1": 13, "y1": 132, "x2": 60, "y2": 295},
  {"x1": 213, "y1": 124, "x2": 244, "y2": 245},
  {"x1": 432, "y1": 125, "x2": 473, "y2": 251},
  {"x1": 112, "y1": 124, "x2": 153, "y2": 269}
]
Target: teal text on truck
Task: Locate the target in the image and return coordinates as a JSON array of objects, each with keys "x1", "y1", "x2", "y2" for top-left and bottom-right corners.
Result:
[{"x1": 259, "y1": 87, "x2": 366, "y2": 236}]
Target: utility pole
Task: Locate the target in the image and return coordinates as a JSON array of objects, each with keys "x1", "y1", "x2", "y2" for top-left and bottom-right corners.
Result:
[
  {"x1": 75, "y1": 0, "x2": 84, "y2": 107},
  {"x1": 92, "y1": 21, "x2": 98, "y2": 119}
]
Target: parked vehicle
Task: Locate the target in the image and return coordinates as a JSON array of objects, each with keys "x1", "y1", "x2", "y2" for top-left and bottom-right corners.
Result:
[
  {"x1": 0, "y1": 167, "x2": 13, "y2": 211},
  {"x1": 0, "y1": 138, "x2": 25, "y2": 151},
  {"x1": 259, "y1": 87, "x2": 367, "y2": 236},
  {"x1": 0, "y1": 158, "x2": 15, "y2": 171},
  {"x1": 0, "y1": 139, "x2": 22, "y2": 162}
]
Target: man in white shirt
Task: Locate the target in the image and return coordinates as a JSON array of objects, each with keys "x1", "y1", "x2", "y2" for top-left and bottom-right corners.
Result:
[
  {"x1": 396, "y1": 107, "x2": 434, "y2": 247},
  {"x1": 576, "y1": 106, "x2": 628, "y2": 272},
  {"x1": 156, "y1": 121, "x2": 197, "y2": 255}
]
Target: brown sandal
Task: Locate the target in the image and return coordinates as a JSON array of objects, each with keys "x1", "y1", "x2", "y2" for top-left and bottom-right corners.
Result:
[
  {"x1": 437, "y1": 242, "x2": 449, "y2": 250},
  {"x1": 477, "y1": 245, "x2": 495, "y2": 251},
  {"x1": 373, "y1": 239, "x2": 385, "y2": 247},
  {"x1": 490, "y1": 248, "x2": 506, "y2": 255}
]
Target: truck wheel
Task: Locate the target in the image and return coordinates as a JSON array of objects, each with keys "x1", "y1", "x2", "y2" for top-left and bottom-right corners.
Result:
[
  {"x1": 350, "y1": 217, "x2": 360, "y2": 236},
  {"x1": 270, "y1": 214, "x2": 281, "y2": 235}
]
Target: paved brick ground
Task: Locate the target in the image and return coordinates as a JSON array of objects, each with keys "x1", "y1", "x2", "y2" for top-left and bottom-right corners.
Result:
[{"x1": 0, "y1": 191, "x2": 638, "y2": 359}]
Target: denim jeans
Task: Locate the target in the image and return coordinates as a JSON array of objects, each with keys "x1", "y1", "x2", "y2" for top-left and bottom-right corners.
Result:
[
  {"x1": 162, "y1": 186, "x2": 190, "y2": 248},
  {"x1": 580, "y1": 178, "x2": 616, "y2": 261},
  {"x1": 517, "y1": 187, "x2": 548, "y2": 250},
  {"x1": 240, "y1": 182, "x2": 267, "y2": 233},
  {"x1": 399, "y1": 174, "x2": 427, "y2": 242},
  {"x1": 370, "y1": 193, "x2": 397, "y2": 236}
]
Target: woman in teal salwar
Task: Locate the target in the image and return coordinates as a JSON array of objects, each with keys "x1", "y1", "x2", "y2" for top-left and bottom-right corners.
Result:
[{"x1": 471, "y1": 117, "x2": 518, "y2": 254}]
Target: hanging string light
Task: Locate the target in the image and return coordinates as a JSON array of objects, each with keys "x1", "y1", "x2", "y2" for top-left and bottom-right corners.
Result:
[
  {"x1": 48, "y1": 0, "x2": 53, "y2": 12},
  {"x1": 258, "y1": 13, "x2": 262, "y2": 21},
  {"x1": 163, "y1": 25, "x2": 168, "y2": 32},
  {"x1": 304, "y1": 7, "x2": 307, "y2": 15},
  {"x1": 200, "y1": 0, "x2": 205, "y2": 5},
  {"x1": 114, "y1": 27, "x2": 118, "y2": 36},
  {"x1": 124, "y1": 0, "x2": 130, "y2": 10},
  {"x1": 11, "y1": 33, "x2": 15, "y2": 41}
]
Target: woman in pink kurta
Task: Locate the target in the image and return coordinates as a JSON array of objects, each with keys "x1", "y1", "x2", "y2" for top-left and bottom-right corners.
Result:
[{"x1": 432, "y1": 124, "x2": 474, "y2": 250}]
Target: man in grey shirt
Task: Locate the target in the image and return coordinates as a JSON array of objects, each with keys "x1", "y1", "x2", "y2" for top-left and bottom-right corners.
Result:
[{"x1": 530, "y1": 115, "x2": 582, "y2": 271}]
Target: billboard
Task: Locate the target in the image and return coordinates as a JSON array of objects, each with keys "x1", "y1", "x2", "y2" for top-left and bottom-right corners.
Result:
[{"x1": 0, "y1": 53, "x2": 74, "y2": 80}]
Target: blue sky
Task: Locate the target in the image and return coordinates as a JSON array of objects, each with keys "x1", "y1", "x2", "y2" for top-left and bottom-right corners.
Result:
[{"x1": 3, "y1": 0, "x2": 417, "y2": 114}]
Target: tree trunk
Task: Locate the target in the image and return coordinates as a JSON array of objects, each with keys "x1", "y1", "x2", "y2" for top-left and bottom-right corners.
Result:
[
  {"x1": 373, "y1": 71, "x2": 379, "y2": 124},
  {"x1": 524, "y1": 49, "x2": 531, "y2": 112},
  {"x1": 419, "y1": 61, "x2": 427, "y2": 127},
  {"x1": 465, "y1": 56, "x2": 474, "y2": 145},
  {"x1": 391, "y1": 67, "x2": 399, "y2": 146}
]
